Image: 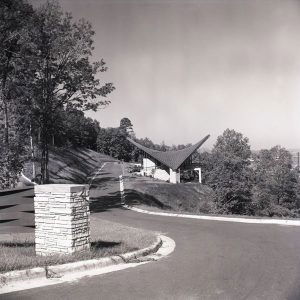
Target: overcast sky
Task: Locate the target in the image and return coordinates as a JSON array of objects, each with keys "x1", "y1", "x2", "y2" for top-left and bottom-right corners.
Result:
[{"x1": 33, "y1": 0, "x2": 300, "y2": 150}]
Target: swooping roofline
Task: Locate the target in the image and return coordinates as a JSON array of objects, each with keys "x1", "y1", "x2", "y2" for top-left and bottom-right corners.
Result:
[{"x1": 127, "y1": 134, "x2": 210, "y2": 170}]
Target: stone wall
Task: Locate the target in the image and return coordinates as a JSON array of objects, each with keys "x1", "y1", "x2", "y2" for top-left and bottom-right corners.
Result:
[{"x1": 34, "y1": 184, "x2": 90, "y2": 256}]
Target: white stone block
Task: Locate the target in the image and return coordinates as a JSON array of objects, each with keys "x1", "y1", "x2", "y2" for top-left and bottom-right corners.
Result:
[{"x1": 34, "y1": 184, "x2": 90, "y2": 256}]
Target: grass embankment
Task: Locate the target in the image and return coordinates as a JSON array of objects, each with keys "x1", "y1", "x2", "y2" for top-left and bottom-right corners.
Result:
[
  {"x1": 0, "y1": 216, "x2": 156, "y2": 273},
  {"x1": 23, "y1": 147, "x2": 117, "y2": 184},
  {"x1": 125, "y1": 174, "x2": 216, "y2": 214}
]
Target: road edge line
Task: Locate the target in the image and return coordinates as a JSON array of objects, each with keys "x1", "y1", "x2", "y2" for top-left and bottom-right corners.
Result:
[{"x1": 123, "y1": 205, "x2": 300, "y2": 226}]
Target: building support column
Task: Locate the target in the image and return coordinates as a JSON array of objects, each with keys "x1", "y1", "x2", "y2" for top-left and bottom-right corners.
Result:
[
  {"x1": 170, "y1": 168, "x2": 180, "y2": 183},
  {"x1": 194, "y1": 167, "x2": 202, "y2": 183}
]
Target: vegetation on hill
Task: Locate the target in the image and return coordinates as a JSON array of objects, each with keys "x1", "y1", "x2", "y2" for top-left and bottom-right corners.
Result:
[{"x1": 125, "y1": 175, "x2": 216, "y2": 214}]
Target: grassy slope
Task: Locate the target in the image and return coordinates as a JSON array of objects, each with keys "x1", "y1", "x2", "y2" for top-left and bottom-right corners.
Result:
[
  {"x1": 23, "y1": 147, "x2": 117, "y2": 184},
  {"x1": 0, "y1": 216, "x2": 156, "y2": 273},
  {"x1": 125, "y1": 174, "x2": 216, "y2": 214}
]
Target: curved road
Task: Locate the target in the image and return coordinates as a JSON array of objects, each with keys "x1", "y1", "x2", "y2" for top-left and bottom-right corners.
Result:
[{"x1": 3, "y1": 162, "x2": 300, "y2": 300}]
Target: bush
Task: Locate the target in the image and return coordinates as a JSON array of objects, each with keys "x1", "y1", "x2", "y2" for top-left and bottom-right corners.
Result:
[{"x1": 0, "y1": 144, "x2": 24, "y2": 189}]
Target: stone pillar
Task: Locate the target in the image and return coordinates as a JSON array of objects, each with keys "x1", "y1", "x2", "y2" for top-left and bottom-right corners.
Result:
[
  {"x1": 34, "y1": 184, "x2": 90, "y2": 256},
  {"x1": 170, "y1": 168, "x2": 180, "y2": 183}
]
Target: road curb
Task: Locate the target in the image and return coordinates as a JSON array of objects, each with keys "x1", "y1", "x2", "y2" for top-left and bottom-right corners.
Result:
[
  {"x1": 123, "y1": 205, "x2": 300, "y2": 226},
  {"x1": 0, "y1": 235, "x2": 162, "y2": 288}
]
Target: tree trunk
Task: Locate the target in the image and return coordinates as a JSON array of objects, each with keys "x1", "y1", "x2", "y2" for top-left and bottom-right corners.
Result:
[
  {"x1": 40, "y1": 143, "x2": 46, "y2": 184},
  {"x1": 45, "y1": 140, "x2": 49, "y2": 183},
  {"x1": 3, "y1": 101, "x2": 9, "y2": 145},
  {"x1": 30, "y1": 123, "x2": 36, "y2": 179}
]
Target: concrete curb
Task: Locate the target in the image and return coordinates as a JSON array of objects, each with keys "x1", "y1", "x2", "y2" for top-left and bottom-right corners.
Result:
[
  {"x1": 88, "y1": 162, "x2": 107, "y2": 187},
  {"x1": 20, "y1": 173, "x2": 37, "y2": 186},
  {"x1": 0, "y1": 235, "x2": 162, "y2": 287},
  {"x1": 123, "y1": 205, "x2": 300, "y2": 226}
]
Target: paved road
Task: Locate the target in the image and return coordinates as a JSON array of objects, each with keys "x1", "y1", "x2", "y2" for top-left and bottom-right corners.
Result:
[
  {"x1": 0, "y1": 188, "x2": 34, "y2": 234},
  {"x1": 2, "y1": 162, "x2": 300, "y2": 299}
]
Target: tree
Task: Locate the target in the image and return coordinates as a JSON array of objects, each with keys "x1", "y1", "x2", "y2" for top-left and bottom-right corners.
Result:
[
  {"x1": 120, "y1": 117, "x2": 132, "y2": 131},
  {"x1": 0, "y1": 0, "x2": 34, "y2": 188},
  {"x1": 55, "y1": 106, "x2": 100, "y2": 149},
  {"x1": 252, "y1": 146, "x2": 299, "y2": 217},
  {"x1": 205, "y1": 129, "x2": 254, "y2": 214},
  {"x1": 23, "y1": 0, "x2": 114, "y2": 183},
  {"x1": 0, "y1": 0, "x2": 33, "y2": 145},
  {"x1": 96, "y1": 127, "x2": 133, "y2": 161}
]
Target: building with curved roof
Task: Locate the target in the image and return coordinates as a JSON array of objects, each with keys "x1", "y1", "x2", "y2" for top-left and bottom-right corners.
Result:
[{"x1": 127, "y1": 134, "x2": 210, "y2": 183}]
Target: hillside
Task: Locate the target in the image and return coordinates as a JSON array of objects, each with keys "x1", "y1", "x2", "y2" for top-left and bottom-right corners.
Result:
[
  {"x1": 124, "y1": 175, "x2": 216, "y2": 214},
  {"x1": 23, "y1": 147, "x2": 117, "y2": 185}
]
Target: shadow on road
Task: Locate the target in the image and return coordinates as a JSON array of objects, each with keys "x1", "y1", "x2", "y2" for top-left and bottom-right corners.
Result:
[
  {"x1": 124, "y1": 189, "x2": 172, "y2": 210},
  {"x1": 90, "y1": 191, "x2": 123, "y2": 213}
]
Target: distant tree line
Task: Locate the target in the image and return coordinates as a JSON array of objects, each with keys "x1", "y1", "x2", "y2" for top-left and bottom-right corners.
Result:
[{"x1": 0, "y1": 0, "x2": 114, "y2": 187}]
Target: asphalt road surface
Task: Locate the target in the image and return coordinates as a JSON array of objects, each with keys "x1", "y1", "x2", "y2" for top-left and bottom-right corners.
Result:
[{"x1": 2, "y1": 162, "x2": 300, "y2": 300}]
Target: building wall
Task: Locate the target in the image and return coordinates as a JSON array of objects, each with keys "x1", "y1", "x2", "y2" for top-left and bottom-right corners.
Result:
[
  {"x1": 142, "y1": 158, "x2": 156, "y2": 176},
  {"x1": 153, "y1": 168, "x2": 170, "y2": 181}
]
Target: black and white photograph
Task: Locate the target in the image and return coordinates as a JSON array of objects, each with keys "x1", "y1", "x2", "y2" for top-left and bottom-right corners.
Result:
[{"x1": 0, "y1": 0, "x2": 300, "y2": 299}]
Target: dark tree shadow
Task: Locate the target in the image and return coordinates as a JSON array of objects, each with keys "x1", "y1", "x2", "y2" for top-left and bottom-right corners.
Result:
[
  {"x1": 90, "y1": 191, "x2": 123, "y2": 213},
  {"x1": 24, "y1": 225, "x2": 35, "y2": 229},
  {"x1": 21, "y1": 210, "x2": 34, "y2": 214},
  {"x1": 0, "y1": 241, "x2": 34, "y2": 247},
  {"x1": 91, "y1": 240, "x2": 121, "y2": 249},
  {"x1": 0, "y1": 204, "x2": 18, "y2": 211},
  {"x1": 0, "y1": 219, "x2": 18, "y2": 224},
  {"x1": 124, "y1": 189, "x2": 172, "y2": 210}
]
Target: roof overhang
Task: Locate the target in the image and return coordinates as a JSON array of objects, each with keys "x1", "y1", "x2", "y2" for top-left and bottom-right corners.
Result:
[{"x1": 127, "y1": 134, "x2": 210, "y2": 170}]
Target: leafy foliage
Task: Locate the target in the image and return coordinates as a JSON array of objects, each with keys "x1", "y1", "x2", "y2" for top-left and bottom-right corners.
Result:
[
  {"x1": 97, "y1": 126, "x2": 134, "y2": 162},
  {"x1": 0, "y1": 142, "x2": 25, "y2": 189},
  {"x1": 0, "y1": 0, "x2": 114, "y2": 187},
  {"x1": 202, "y1": 129, "x2": 254, "y2": 214},
  {"x1": 20, "y1": 0, "x2": 114, "y2": 182},
  {"x1": 55, "y1": 106, "x2": 100, "y2": 150},
  {"x1": 0, "y1": 0, "x2": 34, "y2": 188},
  {"x1": 200, "y1": 131, "x2": 300, "y2": 217},
  {"x1": 252, "y1": 146, "x2": 300, "y2": 217}
]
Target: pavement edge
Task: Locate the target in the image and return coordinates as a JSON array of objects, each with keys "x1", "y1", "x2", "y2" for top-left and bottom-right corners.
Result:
[
  {"x1": 123, "y1": 204, "x2": 300, "y2": 226},
  {"x1": 0, "y1": 235, "x2": 162, "y2": 288}
]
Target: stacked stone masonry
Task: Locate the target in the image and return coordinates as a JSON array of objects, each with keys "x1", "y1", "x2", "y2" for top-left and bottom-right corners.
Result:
[{"x1": 34, "y1": 184, "x2": 90, "y2": 256}]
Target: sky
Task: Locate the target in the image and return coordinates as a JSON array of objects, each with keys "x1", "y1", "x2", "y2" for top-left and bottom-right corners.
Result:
[{"x1": 32, "y1": 0, "x2": 300, "y2": 150}]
